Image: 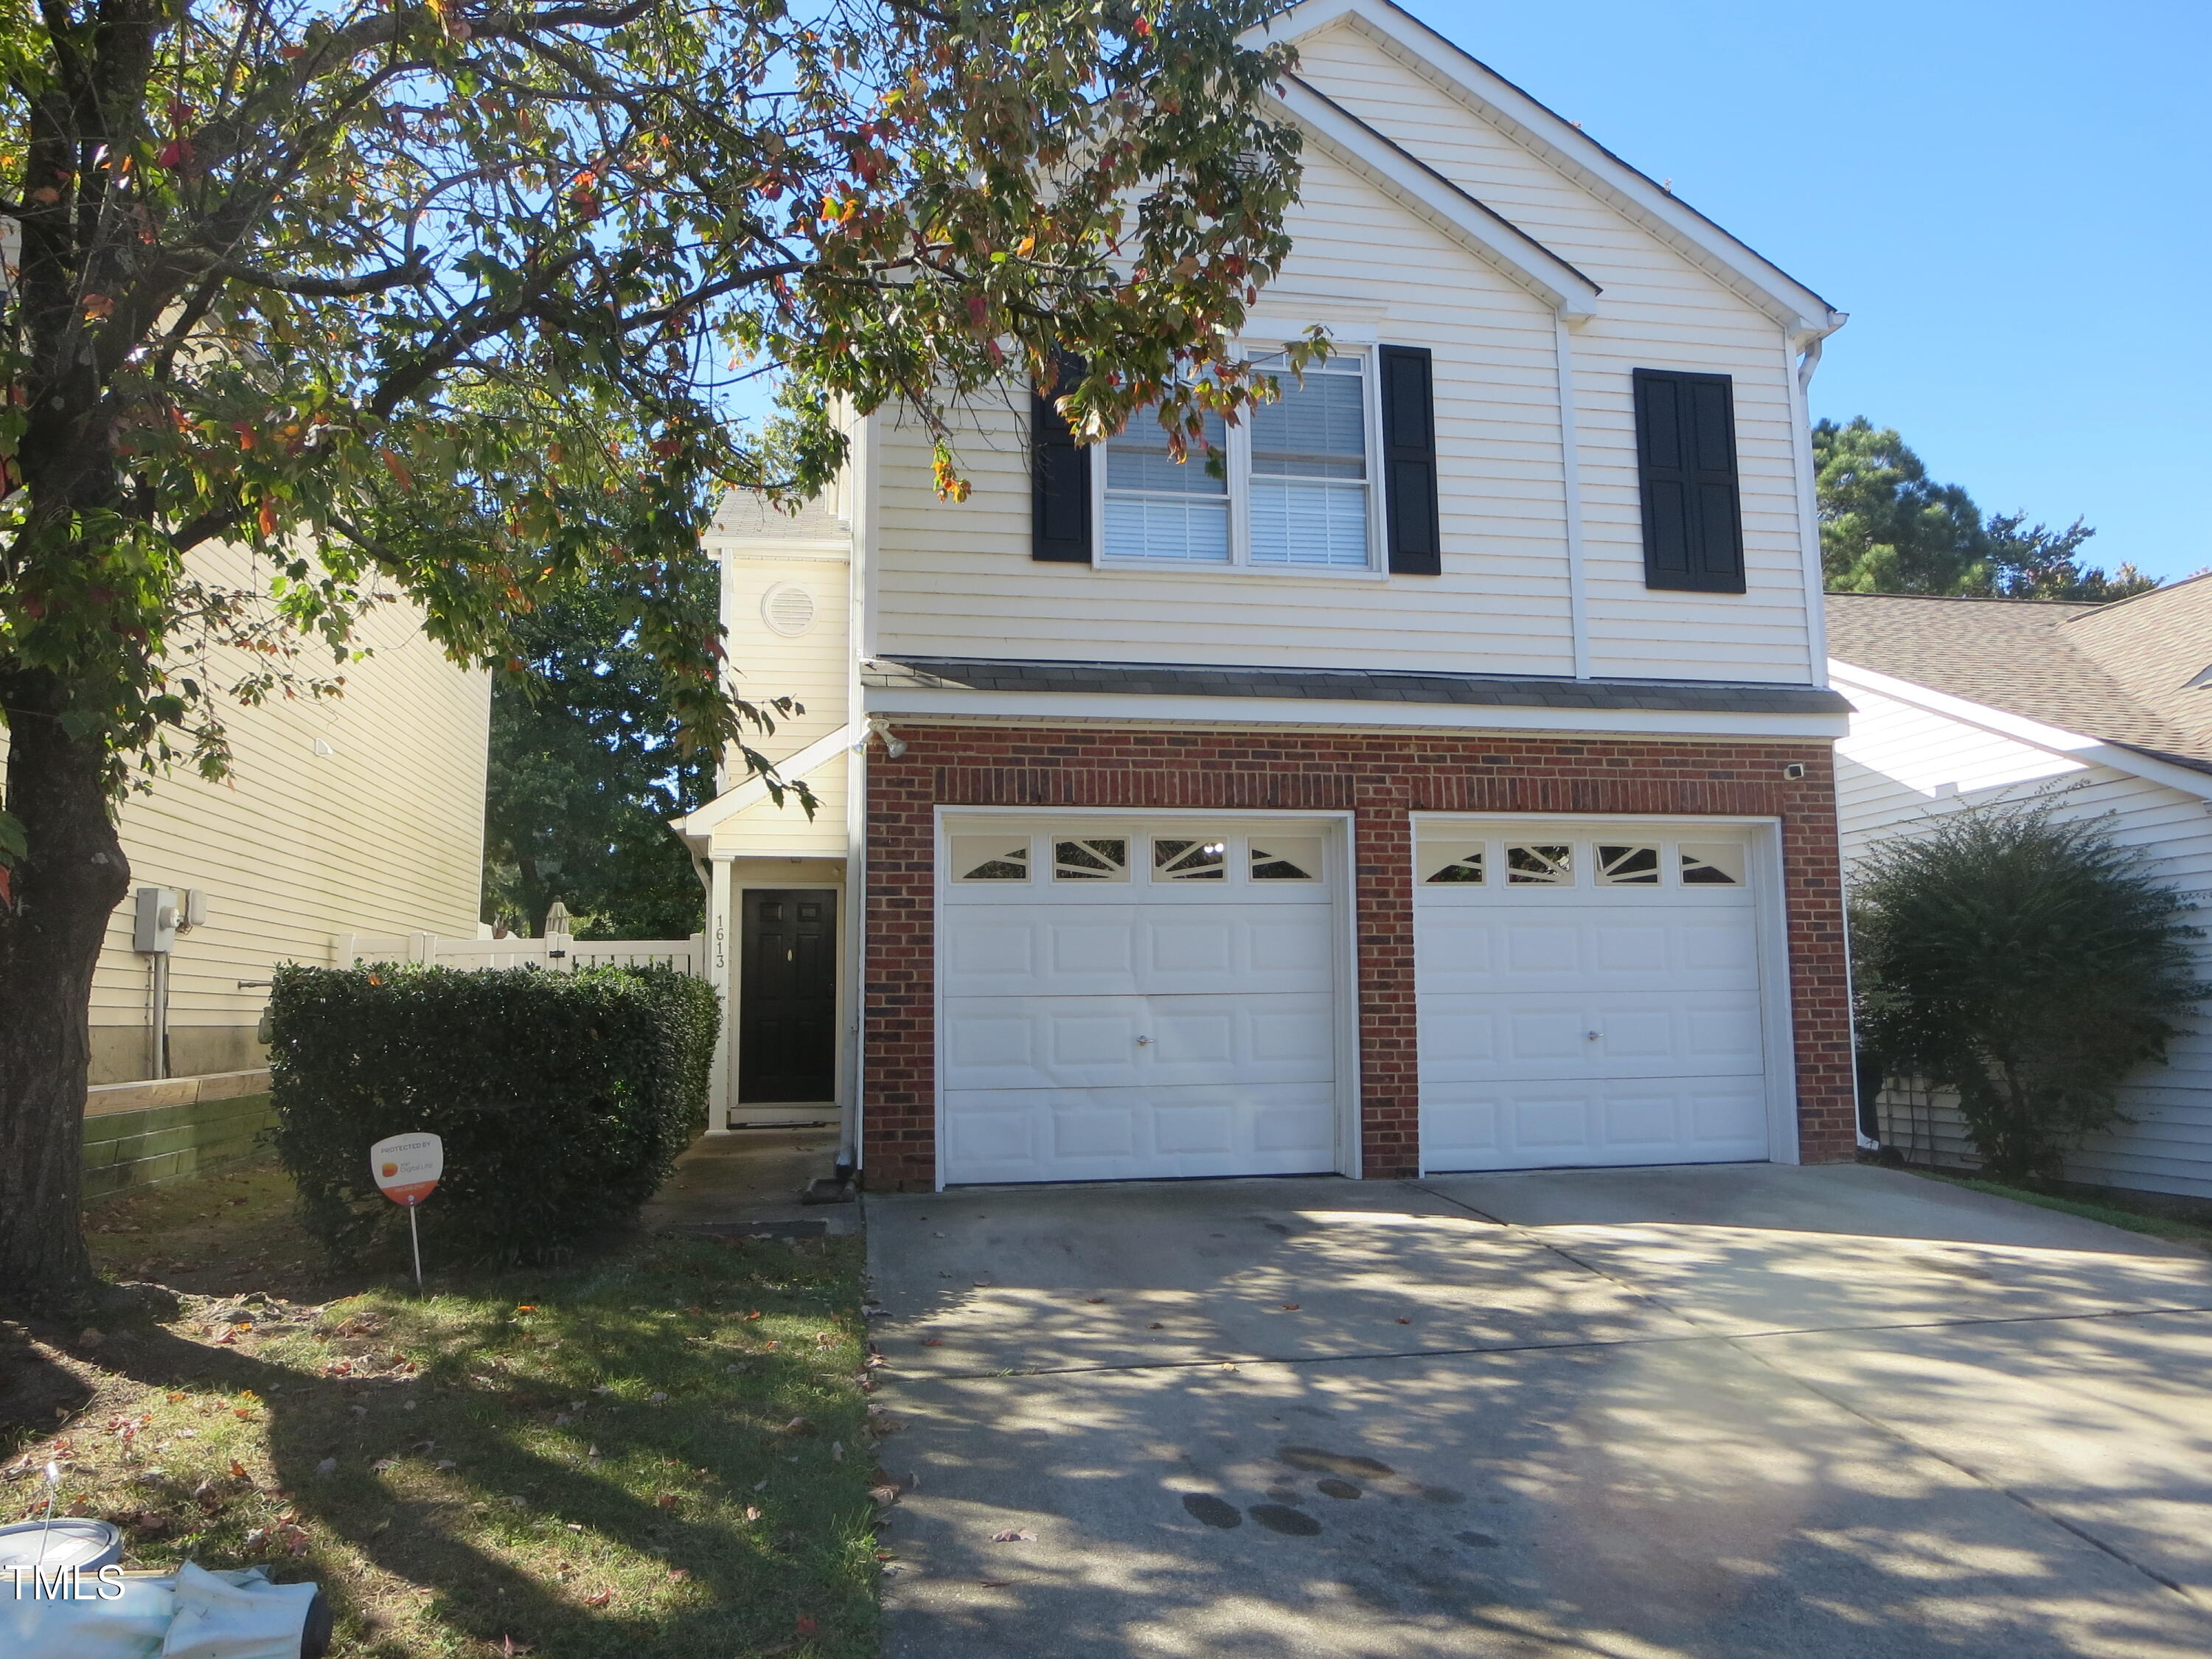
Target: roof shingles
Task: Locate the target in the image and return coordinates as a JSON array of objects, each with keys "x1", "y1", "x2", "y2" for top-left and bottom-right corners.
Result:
[{"x1": 1826, "y1": 580, "x2": 2212, "y2": 769}]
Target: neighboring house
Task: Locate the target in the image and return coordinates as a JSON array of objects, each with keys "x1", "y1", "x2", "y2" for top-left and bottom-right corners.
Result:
[
  {"x1": 29, "y1": 538, "x2": 492, "y2": 1191},
  {"x1": 675, "y1": 0, "x2": 1857, "y2": 1189},
  {"x1": 1830, "y1": 578, "x2": 2212, "y2": 1201}
]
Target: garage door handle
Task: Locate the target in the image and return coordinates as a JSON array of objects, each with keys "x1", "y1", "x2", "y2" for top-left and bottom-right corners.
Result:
[
  {"x1": 1135, "y1": 1035, "x2": 1154, "y2": 1046},
  {"x1": 1584, "y1": 1031, "x2": 1601, "y2": 1042}
]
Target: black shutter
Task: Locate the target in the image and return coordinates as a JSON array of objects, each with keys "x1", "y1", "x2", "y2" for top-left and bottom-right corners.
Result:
[
  {"x1": 1379, "y1": 345, "x2": 1441, "y2": 574},
  {"x1": 1632, "y1": 368, "x2": 1745, "y2": 594},
  {"x1": 1031, "y1": 355, "x2": 1091, "y2": 563}
]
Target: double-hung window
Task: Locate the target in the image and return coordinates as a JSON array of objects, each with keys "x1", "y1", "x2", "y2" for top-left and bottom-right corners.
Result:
[{"x1": 1099, "y1": 351, "x2": 1380, "y2": 574}]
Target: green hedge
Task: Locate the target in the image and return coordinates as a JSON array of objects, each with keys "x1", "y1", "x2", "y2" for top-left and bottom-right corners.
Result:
[{"x1": 267, "y1": 963, "x2": 720, "y2": 1266}]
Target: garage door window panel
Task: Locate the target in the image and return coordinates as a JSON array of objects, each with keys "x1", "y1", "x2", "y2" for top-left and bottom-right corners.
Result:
[
  {"x1": 1251, "y1": 840, "x2": 1322, "y2": 881},
  {"x1": 1054, "y1": 838, "x2": 1129, "y2": 881},
  {"x1": 1506, "y1": 844, "x2": 1573, "y2": 885},
  {"x1": 1424, "y1": 842, "x2": 1487, "y2": 885},
  {"x1": 1596, "y1": 844, "x2": 1660, "y2": 886},
  {"x1": 954, "y1": 837, "x2": 1032, "y2": 882},
  {"x1": 1153, "y1": 838, "x2": 1226, "y2": 880},
  {"x1": 1680, "y1": 844, "x2": 1744, "y2": 885}
]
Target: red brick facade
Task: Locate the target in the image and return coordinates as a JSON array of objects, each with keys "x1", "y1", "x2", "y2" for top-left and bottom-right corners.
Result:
[{"x1": 861, "y1": 723, "x2": 1856, "y2": 1189}]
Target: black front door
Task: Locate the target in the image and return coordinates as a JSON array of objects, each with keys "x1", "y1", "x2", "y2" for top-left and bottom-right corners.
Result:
[{"x1": 739, "y1": 889, "x2": 838, "y2": 1103}]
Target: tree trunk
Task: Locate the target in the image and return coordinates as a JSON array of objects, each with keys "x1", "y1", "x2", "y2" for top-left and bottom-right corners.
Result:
[{"x1": 0, "y1": 668, "x2": 131, "y2": 1301}]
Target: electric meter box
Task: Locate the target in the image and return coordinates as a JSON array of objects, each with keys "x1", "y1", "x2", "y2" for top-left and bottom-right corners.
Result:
[{"x1": 133, "y1": 886, "x2": 180, "y2": 955}]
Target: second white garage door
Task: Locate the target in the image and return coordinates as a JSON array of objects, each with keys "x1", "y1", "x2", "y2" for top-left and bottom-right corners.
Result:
[
  {"x1": 1415, "y1": 818, "x2": 1781, "y2": 1172},
  {"x1": 938, "y1": 817, "x2": 1346, "y2": 1185}
]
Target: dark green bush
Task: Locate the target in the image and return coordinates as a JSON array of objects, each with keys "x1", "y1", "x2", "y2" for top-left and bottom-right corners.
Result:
[
  {"x1": 1852, "y1": 797, "x2": 2204, "y2": 1182},
  {"x1": 267, "y1": 962, "x2": 720, "y2": 1266}
]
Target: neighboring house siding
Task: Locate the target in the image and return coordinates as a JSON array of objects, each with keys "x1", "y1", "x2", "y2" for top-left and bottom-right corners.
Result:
[
  {"x1": 58, "y1": 540, "x2": 490, "y2": 1084},
  {"x1": 867, "y1": 92, "x2": 1817, "y2": 684},
  {"x1": 1834, "y1": 677, "x2": 2212, "y2": 1200},
  {"x1": 1291, "y1": 22, "x2": 1816, "y2": 684}
]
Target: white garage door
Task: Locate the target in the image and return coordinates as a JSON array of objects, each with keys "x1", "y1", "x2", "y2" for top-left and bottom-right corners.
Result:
[
  {"x1": 939, "y1": 818, "x2": 1345, "y2": 1185},
  {"x1": 1416, "y1": 821, "x2": 1775, "y2": 1172}
]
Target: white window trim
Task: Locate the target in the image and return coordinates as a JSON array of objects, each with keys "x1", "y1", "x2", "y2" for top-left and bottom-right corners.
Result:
[{"x1": 1091, "y1": 343, "x2": 1388, "y2": 579}]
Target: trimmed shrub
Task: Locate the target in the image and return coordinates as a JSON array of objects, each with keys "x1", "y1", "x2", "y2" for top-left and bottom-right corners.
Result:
[
  {"x1": 1852, "y1": 797, "x2": 2204, "y2": 1182},
  {"x1": 267, "y1": 962, "x2": 720, "y2": 1266}
]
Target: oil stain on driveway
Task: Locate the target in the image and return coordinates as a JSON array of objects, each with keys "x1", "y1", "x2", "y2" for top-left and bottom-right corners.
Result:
[{"x1": 865, "y1": 1164, "x2": 2212, "y2": 1658}]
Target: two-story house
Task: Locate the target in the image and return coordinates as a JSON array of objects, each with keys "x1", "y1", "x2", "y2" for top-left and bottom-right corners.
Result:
[{"x1": 675, "y1": 0, "x2": 1856, "y2": 1191}]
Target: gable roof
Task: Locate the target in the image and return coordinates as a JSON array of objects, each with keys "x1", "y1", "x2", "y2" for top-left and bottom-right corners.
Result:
[
  {"x1": 1256, "y1": 0, "x2": 1846, "y2": 341},
  {"x1": 1271, "y1": 74, "x2": 1601, "y2": 321},
  {"x1": 1825, "y1": 580, "x2": 2212, "y2": 771}
]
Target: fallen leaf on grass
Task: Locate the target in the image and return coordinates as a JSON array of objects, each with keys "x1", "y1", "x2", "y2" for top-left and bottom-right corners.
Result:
[
  {"x1": 778, "y1": 1416, "x2": 817, "y2": 1436},
  {"x1": 655, "y1": 1493, "x2": 679, "y2": 1510},
  {"x1": 667, "y1": 1567, "x2": 689, "y2": 1581},
  {"x1": 795, "y1": 1615, "x2": 817, "y2": 1635},
  {"x1": 1084, "y1": 1297, "x2": 1105, "y2": 1304},
  {"x1": 743, "y1": 1311, "x2": 762, "y2": 1322},
  {"x1": 1147, "y1": 1323, "x2": 1165, "y2": 1330},
  {"x1": 1280, "y1": 1304, "x2": 1300, "y2": 1312},
  {"x1": 919, "y1": 1338, "x2": 943, "y2": 1349},
  {"x1": 1397, "y1": 1316, "x2": 1412, "y2": 1325},
  {"x1": 582, "y1": 1589, "x2": 612, "y2": 1608}
]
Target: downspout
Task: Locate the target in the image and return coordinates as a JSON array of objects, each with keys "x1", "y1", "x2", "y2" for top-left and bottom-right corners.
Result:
[{"x1": 1788, "y1": 315, "x2": 1877, "y2": 1153}]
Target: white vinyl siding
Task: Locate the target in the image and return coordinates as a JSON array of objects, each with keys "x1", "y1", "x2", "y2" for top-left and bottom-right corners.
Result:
[
  {"x1": 1835, "y1": 676, "x2": 2212, "y2": 1200},
  {"x1": 869, "y1": 148, "x2": 1579, "y2": 679},
  {"x1": 703, "y1": 533, "x2": 855, "y2": 860},
  {"x1": 31, "y1": 539, "x2": 490, "y2": 1082},
  {"x1": 867, "y1": 63, "x2": 1816, "y2": 683}
]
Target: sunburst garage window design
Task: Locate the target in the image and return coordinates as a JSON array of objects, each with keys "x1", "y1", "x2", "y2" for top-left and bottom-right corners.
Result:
[
  {"x1": 1596, "y1": 844, "x2": 1660, "y2": 885},
  {"x1": 1054, "y1": 838, "x2": 1129, "y2": 881},
  {"x1": 953, "y1": 840, "x2": 1029, "y2": 881},
  {"x1": 1506, "y1": 844, "x2": 1573, "y2": 885},
  {"x1": 1251, "y1": 842, "x2": 1321, "y2": 881},
  {"x1": 1680, "y1": 844, "x2": 1744, "y2": 886},
  {"x1": 1154, "y1": 838, "x2": 1226, "y2": 880}
]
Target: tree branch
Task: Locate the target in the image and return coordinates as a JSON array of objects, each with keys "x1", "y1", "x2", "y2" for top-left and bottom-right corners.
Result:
[{"x1": 197, "y1": 253, "x2": 434, "y2": 297}]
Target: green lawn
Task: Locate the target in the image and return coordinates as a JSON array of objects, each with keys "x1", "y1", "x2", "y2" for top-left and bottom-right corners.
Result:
[
  {"x1": 4, "y1": 1162, "x2": 883, "y2": 1658},
  {"x1": 1916, "y1": 1169, "x2": 2212, "y2": 1252}
]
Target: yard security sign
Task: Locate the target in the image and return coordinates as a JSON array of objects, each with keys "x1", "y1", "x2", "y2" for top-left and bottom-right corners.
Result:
[{"x1": 369, "y1": 1133, "x2": 443, "y2": 1291}]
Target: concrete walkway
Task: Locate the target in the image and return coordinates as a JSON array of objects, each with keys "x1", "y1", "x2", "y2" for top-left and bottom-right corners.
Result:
[
  {"x1": 865, "y1": 1164, "x2": 2212, "y2": 1658},
  {"x1": 639, "y1": 1125, "x2": 856, "y2": 1239}
]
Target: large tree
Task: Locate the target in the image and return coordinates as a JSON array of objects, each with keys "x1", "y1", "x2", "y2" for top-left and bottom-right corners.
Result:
[
  {"x1": 481, "y1": 569, "x2": 724, "y2": 942},
  {"x1": 1814, "y1": 417, "x2": 2153, "y2": 600},
  {"x1": 0, "y1": 0, "x2": 1306, "y2": 1296}
]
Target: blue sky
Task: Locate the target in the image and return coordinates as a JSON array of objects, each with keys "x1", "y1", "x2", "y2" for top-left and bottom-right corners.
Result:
[{"x1": 1410, "y1": 0, "x2": 2211, "y2": 582}]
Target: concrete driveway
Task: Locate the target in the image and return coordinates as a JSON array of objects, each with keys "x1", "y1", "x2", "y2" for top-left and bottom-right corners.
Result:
[{"x1": 863, "y1": 1164, "x2": 2212, "y2": 1658}]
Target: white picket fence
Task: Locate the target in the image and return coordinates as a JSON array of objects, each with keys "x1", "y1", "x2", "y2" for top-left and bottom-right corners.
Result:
[{"x1": 335, "y1": 932, "x2": 707, "y2": 978}]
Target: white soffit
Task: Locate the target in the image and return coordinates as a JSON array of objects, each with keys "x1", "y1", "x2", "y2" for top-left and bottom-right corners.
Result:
[
  {"x1": 1829, "y1": 660, "x2": 2212, "y2": 803},
  {"x1": 1256, "y1": 0, "x2": 1846, "y2": 340},
  {"x1": 1271, "y1": 74, "x2": 1601, "y2": 324}
]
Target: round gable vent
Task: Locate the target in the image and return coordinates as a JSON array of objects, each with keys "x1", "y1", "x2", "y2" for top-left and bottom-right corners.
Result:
[{"x1": 761, "y1": 582, "x2": 815, "y2": 638}]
